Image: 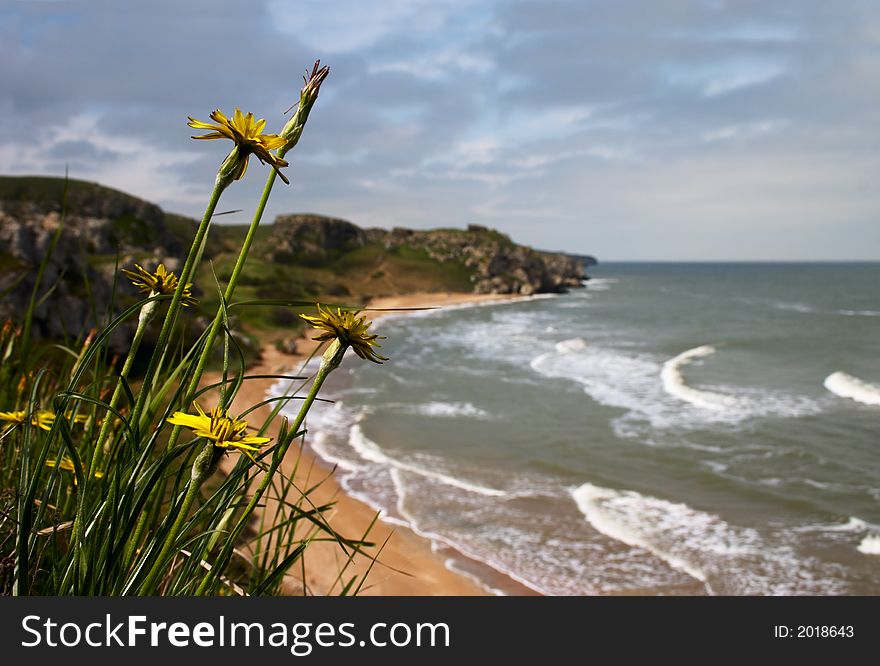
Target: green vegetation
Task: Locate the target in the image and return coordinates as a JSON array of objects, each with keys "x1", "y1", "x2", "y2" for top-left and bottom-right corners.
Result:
[
  {"x1": 0, "y1": 175, "x2": 482, "y2": 349},
  {"x1": 0, "y1": 175, "x2": 111, "y2": 203},
  {"x1": 194, "y1": 237, "x2": 473, "y2": 339},
  {"x1": 0, "y1": 64, "x2": 386, "y2": 596}
]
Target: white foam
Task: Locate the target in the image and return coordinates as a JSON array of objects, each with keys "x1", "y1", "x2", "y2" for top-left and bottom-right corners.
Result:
[
  {"x1": 555, "y1": 337, "x2": 588, "y2": 353},
  {"x1": 788, "y1": 516, "x2": 880, "y2": 534},
  {"x1": 838, "y1": 309, "x2": 880, "y2": 317},
  {"x1": 584, "y1": 278, "x2": 618, "y2": 291},
  {"x1": 386, "y1": 469, "x2": 550, "y2": 595},
  {"x1": 661, "y1": 346, "x2": 742, "y2": 411},
  {"x1": 309, "y1": 433, "x2": 365, "y2": 473},
  {"x1": 411, "y1": 401, "x2": 491, "y2": 419},
  {"x1": 857, "y1": 535, "x2": 880, "y2": 555},
  {"x1": 571, "y1": 483, "x2": 709, "y2": 588},
  {"x1": 442, "y1": 558, "x2": 508, "y2": 596},
  {"x1": 841, "y1": 517, "x2": 871, "y2": 532},
  {"x1": 824, "y1": 372, "x2": 880, "y2": 406},
  {"x1": 570, "y1": 481, "x2": 845, "y2": 595},
  {"x1": 348, "y1": 425, "x2": 507, "y2": 497},
  {"x1": 372, "y1": 292, "x2": 558, "y2": 327},
  {"x1": 773, "y1": 301, "x2": 814, "y2": 313},
  {"x1": 531, "y1": 342, "x2": 821, "y2": 435}
]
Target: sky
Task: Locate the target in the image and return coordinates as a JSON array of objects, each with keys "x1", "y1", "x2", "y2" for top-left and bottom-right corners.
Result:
[{"x1": 1, "y1": 0, "x2": 878, "y2": 260}]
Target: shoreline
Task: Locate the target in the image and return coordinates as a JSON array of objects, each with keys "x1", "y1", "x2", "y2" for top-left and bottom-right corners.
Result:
[{"x1": 211, "y1": 291, "x2": 534, "y2": 596}]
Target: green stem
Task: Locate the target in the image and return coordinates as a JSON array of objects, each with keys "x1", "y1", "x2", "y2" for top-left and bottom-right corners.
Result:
[
  {"x1": 129, "y1": 177, "x2": 226, "y2": 434},
  {"x1": 122, "y1": 509, "x2": 149, "y2": 578},
  {"x1": 166, "y1": 156, "x2": 287, "y2": 452},
  {"x1": 194, "y1": 342, "x2": 341, "y2": 595},
  {"x1": 88, "y1": 298, "x2": 157, "y2": 475},
  {"x1": 73, "y1": 300, "x2": 154, "y2": 587},
  {"x1": 277, "y1": 341, "x2": 339, "y2": 457},
  {"x1": 138, "y1": 442, "x2": 217, "y2": 594}
]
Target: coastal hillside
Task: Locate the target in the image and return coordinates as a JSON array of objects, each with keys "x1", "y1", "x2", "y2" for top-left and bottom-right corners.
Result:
[{"x1": 0, "y1": 175, "x2": 589, "y2": 345}]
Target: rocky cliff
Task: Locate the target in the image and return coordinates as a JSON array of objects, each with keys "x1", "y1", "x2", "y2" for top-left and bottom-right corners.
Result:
[
  {"x1": 0, "y1": 176, "x2": 592, "y2": 344},
  {"x1": 269, "y1": 217, "x2": 586, "y2": 296},
  {"x1": 0, "y1": 177, "x2": 189, "y2": 343}
]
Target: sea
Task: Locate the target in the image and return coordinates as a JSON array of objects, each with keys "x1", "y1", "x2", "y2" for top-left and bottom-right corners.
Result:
[{"x1": 276, "y1": 263, "x2": 880, "y2": 595}]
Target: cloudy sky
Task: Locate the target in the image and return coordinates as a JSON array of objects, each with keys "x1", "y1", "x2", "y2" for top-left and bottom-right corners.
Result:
[{"x1": 2, "y1": 0, "x2": 878, "y2": 260}]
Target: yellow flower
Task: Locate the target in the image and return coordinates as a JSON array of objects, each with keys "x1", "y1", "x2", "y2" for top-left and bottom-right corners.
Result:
[
  {"x1": 1, "y1": 409, "x2": 55, "y2": 430},
  {"x1": 167, "y1": 403, "x2": 271, "y2": 455},
  {"x1": 188, "y1": 108, "x2": 290, "y2": 184},
  {"x1": 44, "y1": 456, "x2": 104, "y2": 484},
  {"x1": 0, "y1": 410, "x2": 88, "y2": 431},
  {"x1": 121, "y1": 263, "x2": 198, "y2": 307},
  {"x1": 300, "y1": 304, "x2": 388, "y2": 364}
]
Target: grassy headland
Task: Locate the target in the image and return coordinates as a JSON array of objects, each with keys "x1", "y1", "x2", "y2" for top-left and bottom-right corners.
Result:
[{"x1": 0, "y1": 175, "x2": 588, "y2": 360}]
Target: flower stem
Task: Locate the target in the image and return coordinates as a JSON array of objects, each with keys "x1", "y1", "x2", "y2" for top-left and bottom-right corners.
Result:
[
  {"x1": 128, "y1": 177, "x2": 226, "y2": 434},
  {"x1": 88, "y1": 298, "x2": 157, "y2": 475},
  {"x1": 166, "y1": 143, "x2": 292, "y2": 451},
  {"x1": 138, "y1": 441, "x2": 217, "y2": 594},
  {"x1": 289, "y1": 339, "x2": 343, "y2": 437},
  {"x1": 70, "y1": 298, "x2": 157, "y2": 587},
  {"x1": 194, "y1": 342, "x2": 341, "y2": 594}
]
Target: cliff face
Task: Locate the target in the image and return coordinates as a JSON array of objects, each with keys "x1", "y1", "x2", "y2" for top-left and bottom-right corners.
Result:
[
  {"x1": 381, "y1": 224, "x2": 585, "y2": 295},
  {"x1": 0, "y1": 176, "x2": 592, "y2": 343},
  {"x1": 271, "y1": 214, "x2": 368, "y2": 264},
  {"x1": 269, "y1": 219, "x2": 586, "y2": 296},
  {"x1": 0, "y1": 177, "x2": 187, "y2": 343}
]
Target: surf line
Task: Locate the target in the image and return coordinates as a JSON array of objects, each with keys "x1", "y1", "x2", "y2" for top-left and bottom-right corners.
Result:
[
  {"x1": 660, "y1": 345, "x2": 741, "y2": 410},
  {"x1": 824, "y1": 371, "x2": 880, "y2": 406}
]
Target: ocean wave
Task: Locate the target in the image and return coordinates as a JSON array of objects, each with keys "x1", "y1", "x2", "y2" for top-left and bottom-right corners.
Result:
[
  {"x1": 530, "y1": 345, "x2": 659, "y2": 416},
  {"x1": 584, "y1": 278, "x2": 618, "y2": 291},
  {"x1": 570, "y1": 482, "x2": 847, "y2": 595},
  {"x1": 857, "y1": 535, "x2": 880, "y2": 555},
  {"x1": 404, "y1": 401, "x2": 492, "y2": 419},
  {"x1": 791, "y1": 516, "x2": 871, "y2": 533},
  {"x1": 660, "y1": 346, "x2": 742, "y2": 410},
  {"x1": 530, "y1": 342, "x2": 821, "y2": 435},
  {"x1": 349, "y1": 425, "x2": 507, "y2": 497},
  {"x1": 391, "y1": 308, "x2": 553, "y2": 368},
  {"x1": 824, "y1": 372, "x2": 880, "y2": 406},
  {"x1": 299, "y1": 401, "x2": 368, "y2": 473},
  {"x1": 838, "y1": 309, "x2": 880, "y2": 317},
  {"x1": 555, "y1": 337, "x2": 588, "y2": 353},
  {"x1": 773, "y1": 301, "x2": 814, "y2": 313},
  {"x1": 570, "y1": 483, "x2": 709, "y2": 588},
  {"x1": 386, "y1": 469, "x2": 551, "y2": 595},
  {"x1": 373, "y1": 292, "x2": 559, "y2": 327}
]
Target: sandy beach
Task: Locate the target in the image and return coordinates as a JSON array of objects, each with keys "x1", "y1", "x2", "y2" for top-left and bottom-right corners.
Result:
[{"x1": 209, "y1": 292, "x2": 518, "y2": 596}]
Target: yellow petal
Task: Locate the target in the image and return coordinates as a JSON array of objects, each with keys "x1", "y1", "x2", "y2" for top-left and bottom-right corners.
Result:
[
  {"x1": 191, "y1": 132, "x2": 228, "y2": 141},
  {"x1": 187, "y1": 117, "x2": 223, "y2": 131},
  {"x1": 240, "y1": 434, "x2": 271, "y2": 446},
  {"x1": 167, "y1": 412, "x2": 209, "y2": 430},
  {"x1": 210, "y1": 109, "x2": 230, "y2": 125}
]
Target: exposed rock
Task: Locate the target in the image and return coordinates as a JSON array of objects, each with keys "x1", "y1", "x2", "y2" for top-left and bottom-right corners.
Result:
[
  {"x1": 269, "y1": 214, "x2": 587, "y2": 296},
  {"x1": 270, "y1": 214, "x2": 367, "y2": 264},
  {"x1": 0, "y1": 175, "x2": 595, "y2": 351},
  {"x1": 0, "y1": 178, "x2": 186, "y2": 348},
  {"x1": 376, "y1": 225, "x2": 585, "y2": 295}
]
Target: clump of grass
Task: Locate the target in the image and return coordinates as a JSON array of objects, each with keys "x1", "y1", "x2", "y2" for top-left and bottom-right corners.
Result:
[{"x1": 0, "y1": 61, "x2": 388, "y2": 596}]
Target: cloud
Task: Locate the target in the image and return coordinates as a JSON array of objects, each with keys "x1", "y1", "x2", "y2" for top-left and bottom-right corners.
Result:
[
  {"x1": 701, "y1": 119, "x2": 789, "y2": 143},
  {"x1": 662, "y1": 57, "x2": 789, "y2": 96},
  {"x1": 0, "y1": 112, "x2": 204, "y2": 206},
  {"x1": 0, "y1": 0, "x2": 878, "y2": 259}
]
